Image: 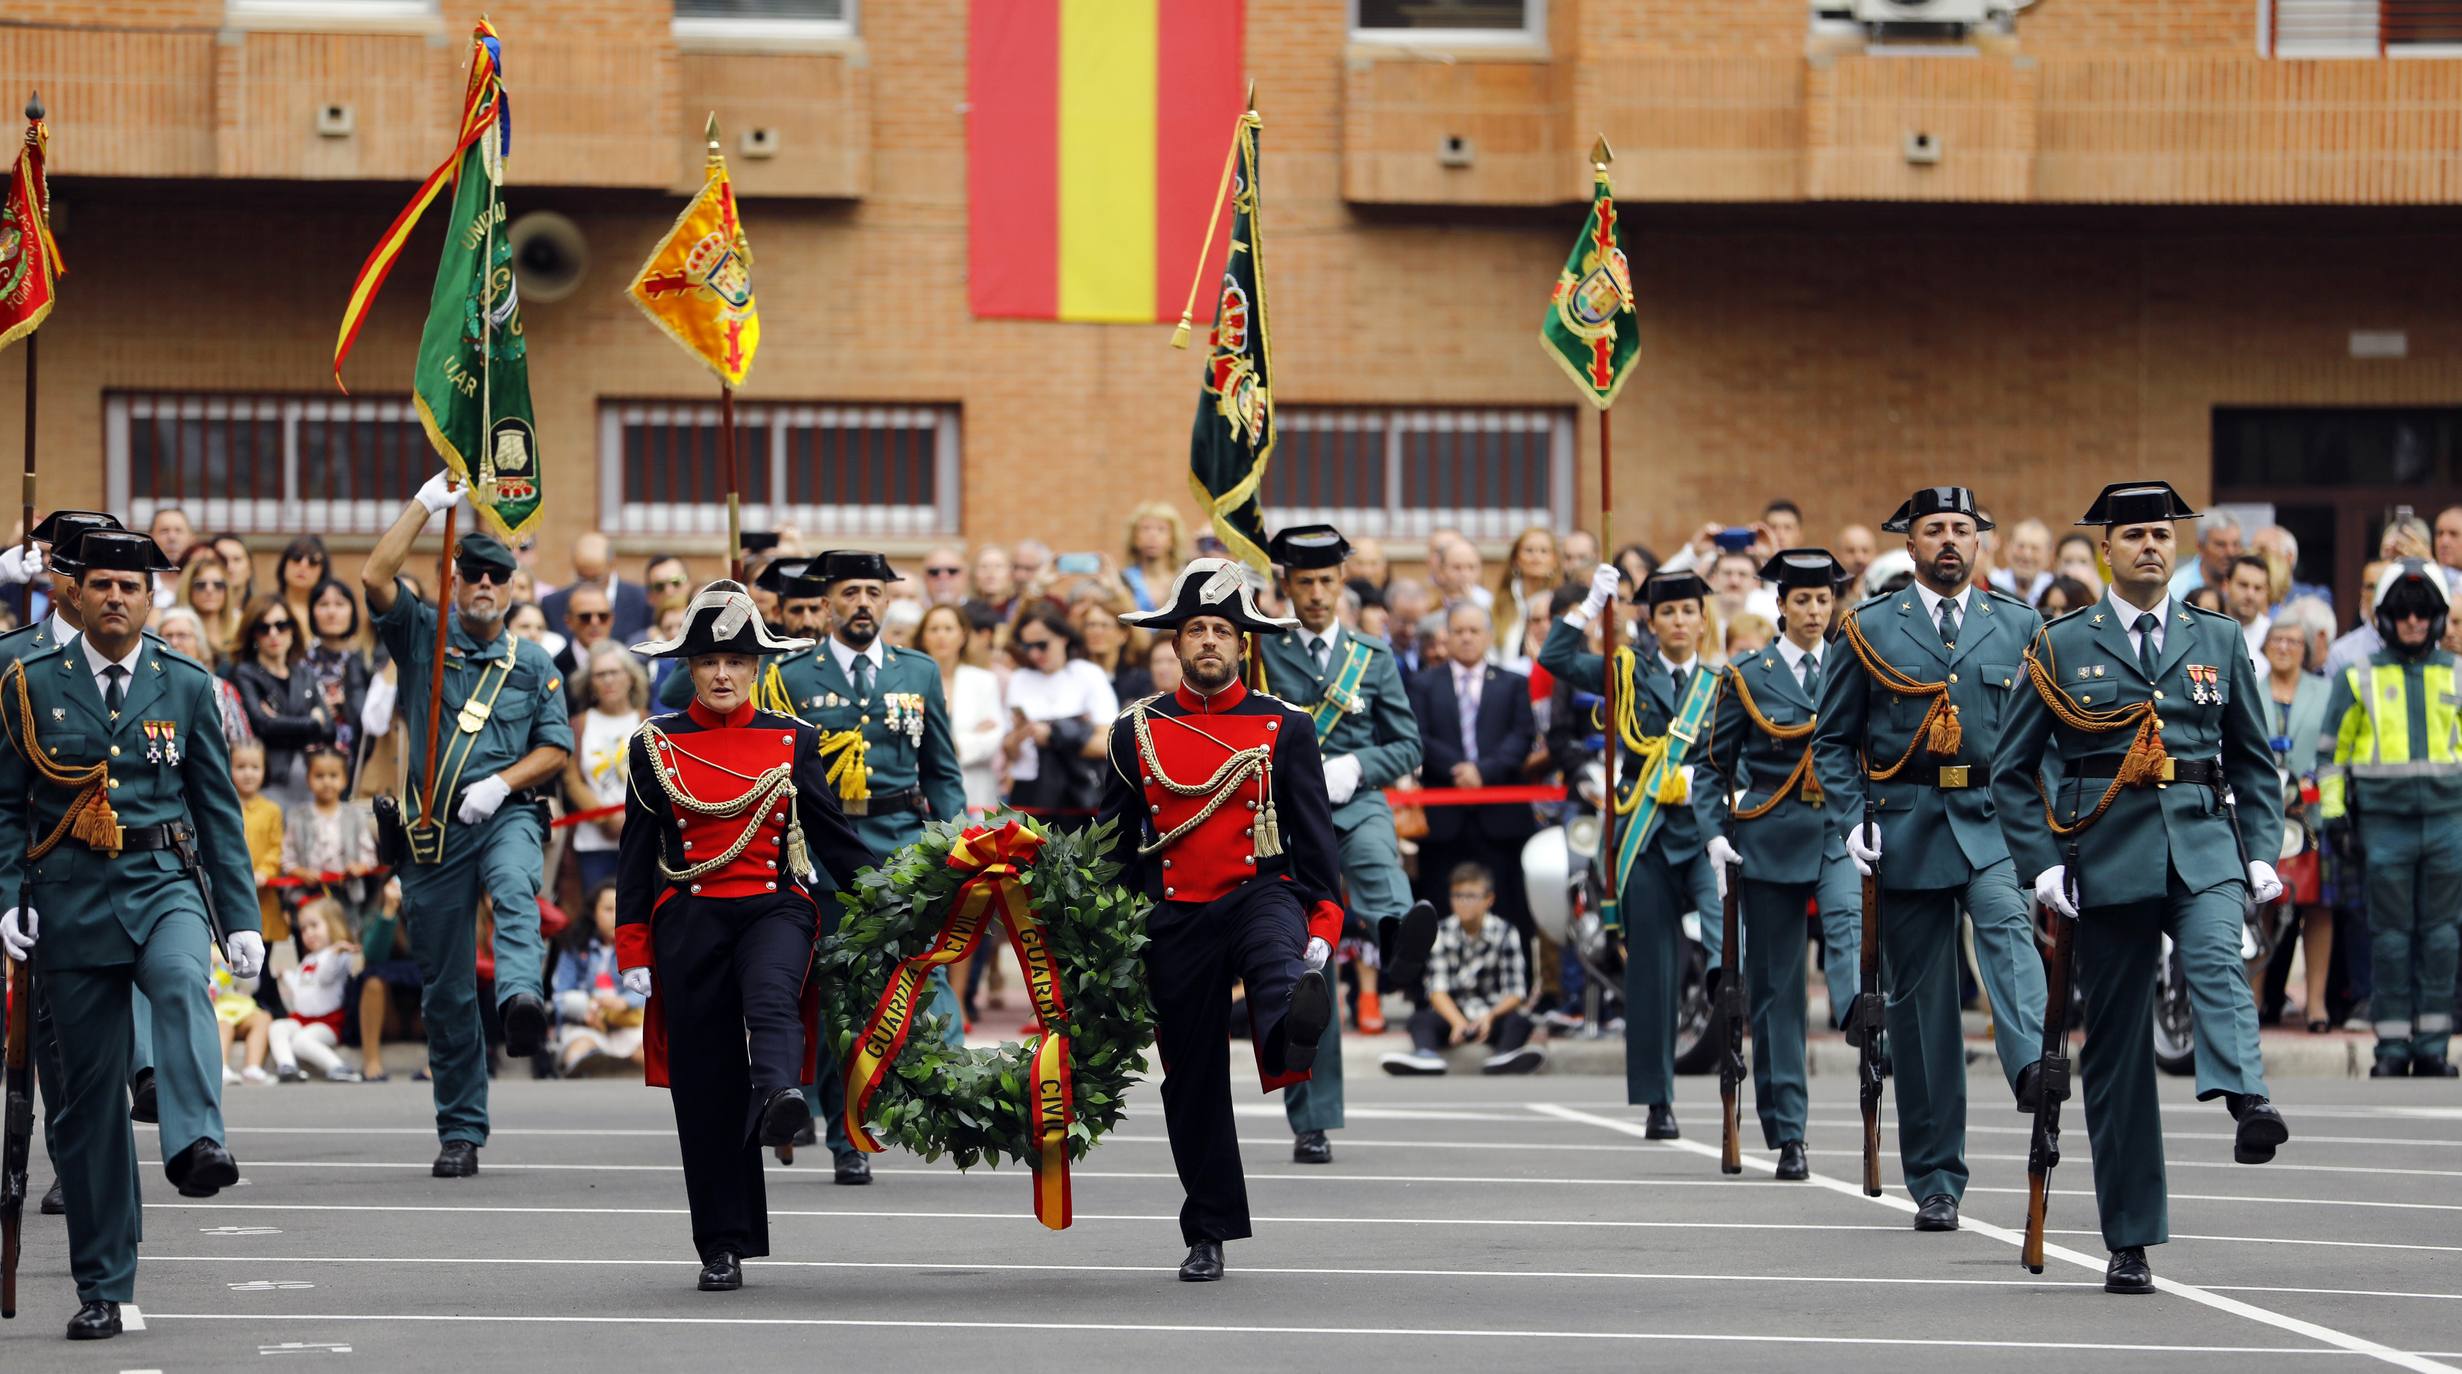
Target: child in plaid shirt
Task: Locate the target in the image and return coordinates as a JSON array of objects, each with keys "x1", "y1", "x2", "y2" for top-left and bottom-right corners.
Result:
[{"x1": 1381, "y1": 862, "x2": 1544, "y2": 1076}]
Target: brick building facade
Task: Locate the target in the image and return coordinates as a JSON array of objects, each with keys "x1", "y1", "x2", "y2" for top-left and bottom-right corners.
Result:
[{"x1": 4, "y1": 0, "x2": 2459, "y2": 608}]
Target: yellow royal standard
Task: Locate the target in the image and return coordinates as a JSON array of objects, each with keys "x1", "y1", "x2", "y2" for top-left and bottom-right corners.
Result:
[{"x1": 628, "y1": 115, "x2": 760, "y2": 388}]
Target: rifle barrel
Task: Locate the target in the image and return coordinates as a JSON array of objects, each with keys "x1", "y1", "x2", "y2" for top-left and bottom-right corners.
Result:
[{"x1": 1856, "y1": 799, "x2": 1885, "y2": 1197}]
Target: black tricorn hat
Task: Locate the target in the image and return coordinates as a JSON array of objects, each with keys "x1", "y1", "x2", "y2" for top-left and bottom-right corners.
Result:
[
  {"x1": 2077, "y1": 481, "x2": 2198, "y2": 528},
  {"x1": 1881, "y1": 486, "x2": 1994, "y2": 535},
  {"x1": 1641, "y1": 569, "x2": 1711, "y2": 608},
  {"x1": 453, "y1": 531, "x2": 517, "y2": 577},
  {"x1": 1120, "y1": 557, "x2": 1298, "y2": 634},
  {"x1": 631, "y1": 580, "x2": 814, "y2": 661},
  {"x1": 29, "y1": 509, "x2": 125, "y2": 574},
  {"x1": 68, "y1": 530, "x2": 177, "y2": 577},
  {"x1": 812, "y1": 549, "x2": 902, "y2": 588},
  {"x1": 1760, "y1": 548, "x2": 1846, "y2": 592},
  {"x1": 756, "y1": 556, "x2": 830, "y2": 600},
  {"x1": 1268, "y1": 524, "x2": 1352, "y2": 571},
  {"x1": 740, "y1": 529, "x2": 784, "y2": 557}
]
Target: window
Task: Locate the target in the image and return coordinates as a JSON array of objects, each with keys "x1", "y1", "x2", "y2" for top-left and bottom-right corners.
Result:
[
  {"x1": 673, "y1": 0, "x2": 853, "y2": 41},
  {"x1": 107, "y1": 392, "x2": 434, "y2": 536},
  {"x1": 226, "y1": 0, "x2": 440, "y2": 22},
  {"x1": 1264, "y1": 406, "x2": 1573, "y2": 543},
  {"x1": 1351, "y1": 0, "x2": 1545, "y2": 43},
  {"x1": 599, "y1": 400, "x2": 958, "y2": 542},
  {"x1": 2267, "y1": 0, "x2": 2462, "y2": 56},
  {"x1": 2211, "y1": 405, "x2": 2462, "y2": 616}
]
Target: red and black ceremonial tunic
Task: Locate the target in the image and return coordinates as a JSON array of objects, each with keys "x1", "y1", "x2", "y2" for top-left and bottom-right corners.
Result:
[{"x1": 614, "y1": 696, "x2": 870, "y2": 1085}]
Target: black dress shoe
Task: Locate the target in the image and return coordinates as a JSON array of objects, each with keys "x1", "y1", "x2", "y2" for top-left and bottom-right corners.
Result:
[
  {"x1": 2371, "y1": 1057, "x2": 2411, "y2": 1078},
  {"x1": 1281, "y1": 969, "x2": 1333, "y2": 1073},
  {"x1": 833, "y1": 1152, "x2": 872, "y2": 1185},
  {"x1": 2225, "y1": 1094, "x2": 2289, "y2": 1164},
  {"x1": 2414, "y1": 1055, "x2": 2460, "y2": 1078},
  {"x1": 65, "y1": 1300, "x2": 122, "y2": 1340},
  {"x1": 759, "y1": 1087, "x2": 815, "y2": 1148},
  {"x1": 128, "y1": 1067, "x2": 157, "y2": 1125},
  {"x1": 1178, "y1": 1240, "x2": 1224, "y2": 1282},
  {"x1": 433, "y1": 1140, "x2": 480, "y2": 1178},
  {"x1": 1292, "y1": 1130, "x2": 1332, "y2": 1165},
  {"x1": 1774, "y1": 1141, "x2": 1809, "y2": 1180},
  {"x1": 166, "y1": 1138, "x2": 241, "y2": 1198},
  {"x1": 1644, "y1": 1104, "x2": 1680, "y2": 1140},
  {"x1": 1913, "y1": 1194, "x2": 1960, "y2": 1231},
  {"x1": 698, "y1": 1251, "x2": 744, "y2": 1291},
  {"x1": 2105, "y1": 1245, "x2": 2155, "y2": 1294},
  {"x1": 500, "y1": 992, "x2": 552, "y2": 1059},
  {"x1": 792, "y1": 1121, "x2": 820, "y2": 1148},
  {"x1": 40, "y1": 1176, "x2": 65, "y2": 1215}
]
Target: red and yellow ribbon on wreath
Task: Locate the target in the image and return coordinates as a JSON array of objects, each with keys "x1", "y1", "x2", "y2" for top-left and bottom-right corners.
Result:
[{"x1": 842, "y1": 820, "x2": 1078, "y2": 1229}]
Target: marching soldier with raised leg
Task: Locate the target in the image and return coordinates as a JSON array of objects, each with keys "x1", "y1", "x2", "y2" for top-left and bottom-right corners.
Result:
[
  {"x1": 1811, "y1": 486, "x2": 2047, "y2": 1232},
  {"x1": 1700, "y1": 549, "x2": 1863, "y2": 1180},
  {"x1": 1992, "y1": 481, "x2": 2289, "y2": 1294},
  {"x1": 1260, "y1": 524, "x2": 1424, "y2": 1166},
  {"x1": 0, "y1": 530, "x2": 262, "y2": 1340}
]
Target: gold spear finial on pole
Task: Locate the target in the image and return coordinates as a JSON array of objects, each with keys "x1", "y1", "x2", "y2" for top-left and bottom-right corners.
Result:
[
  {"x1": 1591, "y1": 134, "x2": 1613, "y2": 173},
  {"x1": 705, "y1": 112, "x2": 722, "y2": 166}
]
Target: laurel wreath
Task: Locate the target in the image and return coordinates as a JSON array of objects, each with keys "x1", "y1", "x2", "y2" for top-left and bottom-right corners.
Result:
[{"x1": 819, "y1": 815, "x2": 1156, "y2": 1171}]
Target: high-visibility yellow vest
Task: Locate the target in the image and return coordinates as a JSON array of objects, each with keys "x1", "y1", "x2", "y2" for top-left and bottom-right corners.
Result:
[{"x1": 2320, "y1": 657, "x2": 2462, "y2": 819}]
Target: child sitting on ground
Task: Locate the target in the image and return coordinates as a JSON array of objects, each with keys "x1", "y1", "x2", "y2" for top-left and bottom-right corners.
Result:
[
  {"x1": 550, "y1": 881, "x2": 647, "y2": 1075},
  {"x1": 272, "y1": 897, "x2": 364, "y2": 1083},
  {"x1": 1380, "y1": 861, "x2": 1545, "y2": 1077},
  {"x1": 213, "y1": 947, "x2": 275, "y2": 1085}
]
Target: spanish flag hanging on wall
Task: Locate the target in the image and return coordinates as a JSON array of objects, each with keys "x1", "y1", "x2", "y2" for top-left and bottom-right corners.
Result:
[{"x1": 967, "y1": 0, "x2": 1246, "y2": 322}]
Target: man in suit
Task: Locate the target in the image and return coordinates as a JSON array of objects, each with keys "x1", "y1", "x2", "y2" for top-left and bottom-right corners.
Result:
[
  {"x1": 1809, "y1": 485, "x2": 2048, "y2": 1234},
  {"x1": 1993, "y1": 481, "x2": 2288, "y2": 1294},
  {"x1": 542, "y1": 531, "x2": 651, "y2": 643},
  {"x1": 1258, "y1": 524, "x2": 1424, "y2": 1166},
  {"x1": 1413, "y1": 602, "x2": 1539, "y2": 969},
  {"x1": 1, "y1": 530, "x2": 263, "y2": 1340}
]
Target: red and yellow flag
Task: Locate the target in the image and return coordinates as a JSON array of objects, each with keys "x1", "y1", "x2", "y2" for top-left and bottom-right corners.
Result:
[
  {"x1": 0, "y1": 99, "x2": 62, "y2": 350},
  {"x1": 626, "y1": 117, "x2": 760, "y2": 388},
  {"x1": 967, "y1": 0, "x2": 1246, "y2": 322}
]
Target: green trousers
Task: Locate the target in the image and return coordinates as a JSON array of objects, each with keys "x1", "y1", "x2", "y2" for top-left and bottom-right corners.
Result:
[
  {"x1": 1285, "y1": 809, "x2": 1412, "y2": 1135},
  {"x1": 398, "y1": 803, "x2": 549, "y2": 1147},
  {"x1": 2359, "y1": 812, "x2": 2462, "y2": 1063},
  {"x1": 1620, "y1": 843, "x2": 1721, "y2": 1107},
  {"x1": 1877, "y1": 859, "x2": 2044, "y2": 1203},
  {"x1": 43, "y1": 908, "x2": 222, "y2": 1304},
  {"x1": 35, "y1": 987, "x2": 155, "y2": 1172},
  {"x1": 1734, "y1": 878, "x2": 1818, "y2": 1148},
  {"x1": 2074, "y1": 874, "x2": 2267, "y2": 1250},
  {"x1": 1812, "y1": 843, "x2": 1865, "y2": 1029}
]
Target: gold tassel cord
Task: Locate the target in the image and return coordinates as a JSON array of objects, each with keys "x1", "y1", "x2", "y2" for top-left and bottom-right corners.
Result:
[
  {"x1": 1839, "y1": 615, "x2": 1962, "y2": 780},
  {"x1": 1129, "y1": 706, "x2": 1276, "y2": 857},
  {"x1": 637, "y1": 722, "x2": 804, "y2": 884},
  {"x1": 815, "y1": 727, "x2": 871, "y2": 804},
  {"x1": 1608, "y1": 647, "x2": 1682, "y2": 815},
  {"x1": 2019, "y1": 637, "x2": 2169, "y2": 838},
  {"x1": 4, "y1": 662, "x2": 121, "y2": 859},
  {"x1": 1726, "y1": 668, "x2": 1820, "y2": 821}
]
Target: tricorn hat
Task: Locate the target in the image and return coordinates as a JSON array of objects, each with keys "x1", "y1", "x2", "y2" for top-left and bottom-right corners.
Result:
[
  {"x1": 1642, "y1": 569, "x2": 1711, "y2": 609},
  {"x1": 1267, "y1": 524, "x2": 1352, "y2": 572},
  {"x1": 756, "y1": 556, "x2": 830, "y2": 600},
  {"x1": 453, "y1": 532, "x2": 518, "y2": 578},
  {"x1": 29, "y1": 510, "x2": 125, "y2": 575},
  {"x1": 630, "y1": 580, "x2": 814, "y2": 661},
  {"x1": 2076, "y1": 481, "x2": 2198, "y2": 528},
  {"x1": 67, "y1": 530, "x2": 177, "y2": 577},
  {"x1": 1120, "y1": 557, "x2": 1298, "y2": 634},
  {"x1": 1760, "y1": 548, "x2": 1846, "y2": 592},
  {"x1": 1881, "y1": 486, "x2": 1994, "y2": 535},
  {"x1": 812, "y1": 549, "x2": 902, "y2": 588}
]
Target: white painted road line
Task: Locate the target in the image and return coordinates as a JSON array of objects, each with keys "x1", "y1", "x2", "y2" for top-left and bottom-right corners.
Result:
[
  {"x1": 1532, "y1": 1102, "x2": 2461, "y2": 1374},
  {"x1": 139, "y1": 1201, "x2": 1904, "y2": 1231}
]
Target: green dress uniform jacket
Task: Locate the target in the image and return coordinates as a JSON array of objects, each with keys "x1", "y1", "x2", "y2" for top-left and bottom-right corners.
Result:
[
  {"x1": 375, "y1": 580, "x2": 573, "y2": 1148},
  {"x1": 0, "y1": 639, "x2": 259, "y2": 1305},
  {"x1": 1990, "y1": 596, "x2": 2279, "y2": 1250},
  {"x1": 1258, "y1": 623, "x2": 1423, "y2": 1136},
  {"x1": 1808, "y1": 584, "x2": 2046, "y2": 1206}
]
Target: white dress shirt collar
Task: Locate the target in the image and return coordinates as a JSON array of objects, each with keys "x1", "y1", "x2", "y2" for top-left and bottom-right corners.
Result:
[
  {"x1": 1658, "y1": 652, "x2": 1700, "y2": 678},
  {"x1": 43, "y1": 611, "x2": 77, "y2": 647},
  {"x1": 829, "y1": 635, "x2": 886, "y2": 683},
  {"x1": 88, "y1": 635, "x2": 145, "y2": 703},
  {"x1": 1775, "y1": 635, "x2": 1819, "y2": 675},
  {"x1": 2106, "y1": 586, "x2": 2172, "y2": 638},
  {"x1": 1911, "y1": 579, "x2": 1971, "y2": 624}
]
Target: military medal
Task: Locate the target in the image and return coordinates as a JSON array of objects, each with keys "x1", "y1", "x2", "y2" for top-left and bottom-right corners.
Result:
[
  {"x1": 163, "y1": 719, "x2": 182, "y2": 766},
  {"x1": 144, "y1": 720, "x2": 164, "y2": 763},
  {"x1": 906, "y1": 693, "x2": 925, "y2": 745},
  {"x1": 883, "y1": 693, "x2": 903, "y2": 734}
]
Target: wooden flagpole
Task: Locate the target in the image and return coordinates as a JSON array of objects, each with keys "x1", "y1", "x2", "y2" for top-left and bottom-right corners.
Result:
[
  {"x1": 707, "y1": 117, "x2": 743, "y2": 581},
  {"x1": 1590, "y1": 137, "x2": 1623, "y2": 927},
  {"x1": 16, "y1": 93, "x2": 43, "y2": 627}
]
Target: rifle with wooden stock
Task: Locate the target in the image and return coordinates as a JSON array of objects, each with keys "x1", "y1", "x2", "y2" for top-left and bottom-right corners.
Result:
[
  {"x1": 1716, "y1": 848, "x2": 1745, "y2": 1175},
  {"x1": 2022, "y1": 843, "x2": 2081, "y2": 1273},
  {"x1": 1851, "y1": 797, "x2": 1886, "y2": 1197}
]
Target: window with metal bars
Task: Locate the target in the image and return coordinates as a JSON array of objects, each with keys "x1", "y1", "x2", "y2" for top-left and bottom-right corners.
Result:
[
  {"x1": 599, "y1": 400, "x2": 958, "y2": 542},
  {"x1": 672, "y1": 0, "x2": 853, "y2": 37},
  {"x1": 1263, "y1": 405, "x2": 1574, "y2": 544},
  {"x1": 106, "y1": 392, "x2": 435, "y2": 536},
  {"x1": 2267, "y1": 0, "x2": 2462, "y2": 55}
]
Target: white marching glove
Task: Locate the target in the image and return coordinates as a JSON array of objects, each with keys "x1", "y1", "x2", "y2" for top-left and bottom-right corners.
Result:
[
  {"x1": 226, "y1": 931, "x2": 267, "y2": 980},
  {"x1": 1304, "y1": 938, "x2": 1332, "y2": 971},
  {"x1": 2246, "y1": 860, "x2": 2284, "y2": 907},
  {"x1": 621, "y1": 967, "x2": 654, "y2": 1000},
  {"x1": 414, "y1": 470, "x2": 461, "y2": 516},
  {"x1": 457, "y1": 773, "x2": 512, "y2": 825},
  {"x1": 1845, "y1": 821, "x2": 1882, "y2": 879},
  {"x1": 0, "y1": 541, "x2": 42, "y2": 585},
  {"x1": 1704, "y1": 835, "x2": 1741, "y2": 902},
  {"x1": 1573, "y1": 562, "x2": 1622, "y2": 624},
  {"x1": 0, "y1": 906, "x2": 35, "y2": 960},
  {"x1": 1323, "y1": 753, "x2": 1363, "y2": 807},
  {"x1": 2034, "y1": 866, "x2": 2078, "y2": 921},
  {"x1": 360, "y1": 672, "x2": 398, "y2": 738}
]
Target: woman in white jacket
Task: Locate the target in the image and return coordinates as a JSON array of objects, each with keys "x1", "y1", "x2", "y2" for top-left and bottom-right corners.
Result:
[{"x1": 921, "y1": 602, "x2": 1005, "y2": 814}]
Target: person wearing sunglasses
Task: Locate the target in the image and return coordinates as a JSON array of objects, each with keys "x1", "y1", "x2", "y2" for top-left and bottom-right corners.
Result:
[
  {"x1": 543, "y1": 531, "x2": 652, "y2": 644},
  {"x1": 361, "y1": 472, "x2": 573, "y2": 1179},
  {"x1": 229, "y1": 595, "x2": 336, "y2": 812}
]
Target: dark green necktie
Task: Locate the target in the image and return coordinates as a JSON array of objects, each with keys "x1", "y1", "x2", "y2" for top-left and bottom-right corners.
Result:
[
  {"x1": 2135, "y1": 613, "x2": 2160, "y2": 680},
  {"x1": 1937, "y1": 597, "x2": 1960, "y2": 653},
  {"x1": 853, "y1": 653, "x2": 875, "y2": 703},
  {"x1": 1799, "y1": 653, "x2": 1820, "y2": 699},
  {"x1": 103, "y1": 664, "x2": 126, "y2": 716}
]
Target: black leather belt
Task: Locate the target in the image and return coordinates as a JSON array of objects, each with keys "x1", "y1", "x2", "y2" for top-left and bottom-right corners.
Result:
[
  {"x1": 2072, "y1": 754, "x2": 2223, "y2": 787},
  {"x1": 844, "y1": 786, "x2": 924, "y2": 818},
  {"x1": 98, "y1": 820, "x2": 191, "y2": 853}
]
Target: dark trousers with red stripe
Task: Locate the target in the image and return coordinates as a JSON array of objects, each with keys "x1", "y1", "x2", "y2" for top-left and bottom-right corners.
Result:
[
  {"x1": 1147, "y1": 882, "x2": 1309, "y2": 1247},
  {"x1": 654, "y1": 892, "x2": 816, "y2": 1264}
]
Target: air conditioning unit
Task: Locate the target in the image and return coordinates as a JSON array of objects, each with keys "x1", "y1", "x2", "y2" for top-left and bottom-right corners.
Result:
[{"x1": 1851, "y1": 0, "x2": 1998, "y2": 25}]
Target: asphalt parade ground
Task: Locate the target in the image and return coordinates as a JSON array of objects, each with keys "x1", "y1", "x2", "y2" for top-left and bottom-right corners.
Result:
[{"x1": 5, "y1": 1067, "x2": 2459, "y2": 1373}]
